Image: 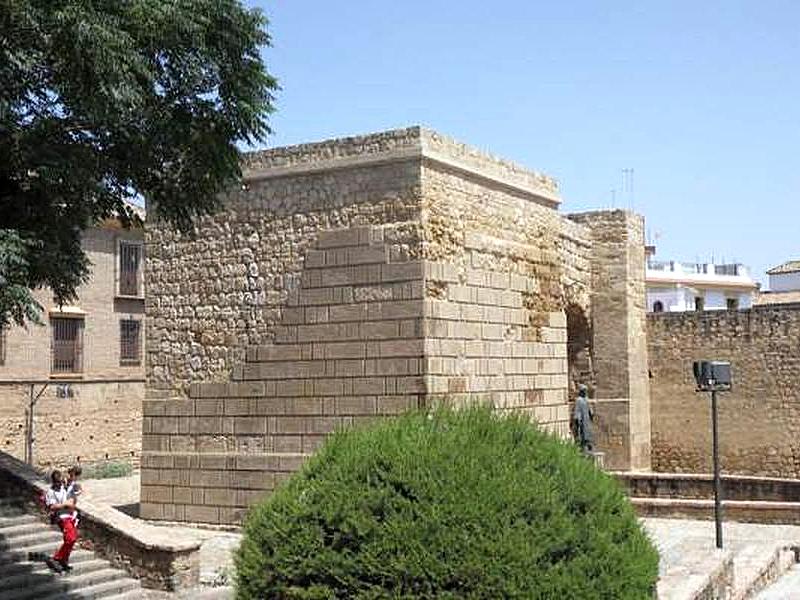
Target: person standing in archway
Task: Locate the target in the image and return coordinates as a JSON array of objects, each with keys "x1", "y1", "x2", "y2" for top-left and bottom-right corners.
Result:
[{"x1": 573, "y1": 384, "x2": 594, "y2": 453}]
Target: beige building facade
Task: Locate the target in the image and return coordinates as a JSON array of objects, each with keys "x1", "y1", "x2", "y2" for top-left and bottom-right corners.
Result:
[
  {"x1": 0, "y1": 221, "x2": 146, "y2": 469},
  {"x1": 140, "y1": 127, "x2": 652, "y2": 525}
]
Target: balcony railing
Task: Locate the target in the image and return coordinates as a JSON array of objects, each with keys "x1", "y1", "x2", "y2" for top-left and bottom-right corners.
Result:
[{"x1": 647, "y1": 261, "x2": 747, "y2": 278}]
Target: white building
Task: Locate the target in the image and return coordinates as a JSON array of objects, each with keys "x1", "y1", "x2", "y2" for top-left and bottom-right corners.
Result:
[
  {"x1": 754, "y1": 261, "x2": 800, "y2": 306},
  {"x1": 766, "y1": 261, "x2": 800, "y2": 292},
  {"x1": 646, "y1": 252, "x2": 758, "y2": 313}
]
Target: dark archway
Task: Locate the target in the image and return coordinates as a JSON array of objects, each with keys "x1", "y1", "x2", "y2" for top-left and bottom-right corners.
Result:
[{"x1": 566, "y1": 303, "x2": 594, "y2": 398}]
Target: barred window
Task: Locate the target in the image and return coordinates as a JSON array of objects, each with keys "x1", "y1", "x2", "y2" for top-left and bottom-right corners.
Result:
[
  {"x1": 120, "y1": 319, "x2": 141, "y2": 365},
  {"x1": 51, "y1": 317, "x2": 83, "y2": 374},
  {"x1": 119, "y1": 241, "x2": 143, "y2": 296}
]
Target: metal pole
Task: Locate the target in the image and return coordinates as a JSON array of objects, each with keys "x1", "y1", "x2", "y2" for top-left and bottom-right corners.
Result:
[
  {"x1": 711, "y1": 389, "x2": 723, "y2": 549},
  {"x1": 26, "y1": 383, "x2": 49, "y2": 467},
  {"x1": 27, "y1": 384, "x2": 34, "y2": 465}
]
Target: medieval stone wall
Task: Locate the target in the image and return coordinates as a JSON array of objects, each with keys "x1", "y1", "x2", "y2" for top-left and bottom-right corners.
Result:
[
  {"x1": 418, "y1": 160, "x2": 591, "y2": 436},
  {"x1": 142, "y1": 128, "x2": 645, "y2": 525},
  {"x1": 649, "y1": 305, "x2": 800, "y2": 478},
  {"x1": 141, "y1": 225, "x2": 426, "y2": 523},
  {"x1": 146, "y1": 129, "x2": 424, "y2": 398},
  {"x1": 566, "y1": 210, "x2": 651, "y2": 471}
]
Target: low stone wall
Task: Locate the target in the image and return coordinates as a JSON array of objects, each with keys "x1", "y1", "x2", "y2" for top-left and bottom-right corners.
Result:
[
  {"x1": 0, "y1": 451, "x2": 200, "y2": 591},
  {"x1": 648, "y1": 305, "x2": 800, "y2": 478},
  {"x1": 614, "y1": 471, "x2": 800, "y2": 502}
]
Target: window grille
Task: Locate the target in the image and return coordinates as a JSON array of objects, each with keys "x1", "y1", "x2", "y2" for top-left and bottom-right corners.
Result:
[
  {"x1": 120, "y1": 319, "x2": 141, "y2": 365},
  {"x1": 119, "y1": 242, "x2": 142, "y2": 296},
  {"x1": 51, "y1": 318, "x2": 83, "y2": 373}
]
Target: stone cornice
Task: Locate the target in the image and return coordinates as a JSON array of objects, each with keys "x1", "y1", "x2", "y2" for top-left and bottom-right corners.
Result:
[{"x1": 241, "y1": 127, "x2": 561, "y2": 208}]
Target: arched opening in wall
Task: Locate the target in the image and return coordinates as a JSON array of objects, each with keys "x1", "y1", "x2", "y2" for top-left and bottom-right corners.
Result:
[
  {"x1": 653, "y1": 301, "x2": 664, "y2": 313},
  {"x1": 566, "y1": 303, "x2": 594, "y2": 398}
]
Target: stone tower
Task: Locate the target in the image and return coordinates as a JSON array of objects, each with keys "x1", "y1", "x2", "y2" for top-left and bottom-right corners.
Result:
[{"x1": 140, "y1": 128, "x2": 650, "y2": 524}]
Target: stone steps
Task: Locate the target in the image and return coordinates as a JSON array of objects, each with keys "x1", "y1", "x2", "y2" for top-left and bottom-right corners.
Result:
[
  {"x1": 616, "y1": 471, "x2": 800, "y2": 503},
  {"x1": 0, "y1": 546, "x2": 95, "y2": 567},
  {"x1": 657, "y1": 546, "x2": 734, "y2": 600},
  {"x1": 0, "y1": 527, "x2": 62, "y2": 550},
  {"x1": 0, "y1": 498, "x2": 141, "y2": 599},
  {"x1": 632, "y1": 497, "x2": 800, "y2": 526},
  {"x1": 654, "y1": 540, "x2": 796, "y2": 599},
  {"x1": 754, "y1": 563, "x2": 800, "y2": 599},
  {"x1": 0, "y1": 557, "x2": 109, "y2": 588},
  {"x1": 731, "y1": 543, "x2": 795, "y2": 599}
]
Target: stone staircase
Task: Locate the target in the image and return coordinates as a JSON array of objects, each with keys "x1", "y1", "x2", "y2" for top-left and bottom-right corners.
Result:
[
  {"x1": 0, "y1": 497, "x2": 141, "y2": 599},
  {"x1": 616, "y1": 472, "x2": 800, "y2": 525},
  {"x1": 756, "y1": 563, "x2": 800, "y2": 599}
]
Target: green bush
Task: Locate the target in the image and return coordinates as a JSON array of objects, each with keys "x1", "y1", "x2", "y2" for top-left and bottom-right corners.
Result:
[
  {"x1": 235, "y1": 407, "x2": 659, "y2": 599},
  {"x1": 82, "y1": 460, "x2": 133, "y2": 480}
]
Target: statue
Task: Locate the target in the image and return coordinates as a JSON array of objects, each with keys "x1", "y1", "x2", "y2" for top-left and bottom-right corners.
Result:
[{"x1": 572, "y1": 384, "x2": 594, "y2": 452}]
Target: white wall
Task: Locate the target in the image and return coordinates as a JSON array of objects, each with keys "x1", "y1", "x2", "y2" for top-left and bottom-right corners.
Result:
[
  {"x1": 770, "y1": 272, "x2": 800, "y2": 292},
  {"x1": 647, "y1": 288, "x2": 692, "y2": 312},
  {"x1": 647, "y1": 286, "x2": 754, "y2": 312}
]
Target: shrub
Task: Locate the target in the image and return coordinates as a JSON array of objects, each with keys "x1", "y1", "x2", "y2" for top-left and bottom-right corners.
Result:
[
  {"x1": 82, "y1": 460, "x2": 133, "y2": 480},
  {"x1": 235, "y1": 407, "x2": 659, "y2": 599}
]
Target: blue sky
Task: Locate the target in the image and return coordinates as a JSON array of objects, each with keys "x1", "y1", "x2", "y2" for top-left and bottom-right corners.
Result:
[{"x1": 254, "y1": 1, "x2": 799, "y2": 286}]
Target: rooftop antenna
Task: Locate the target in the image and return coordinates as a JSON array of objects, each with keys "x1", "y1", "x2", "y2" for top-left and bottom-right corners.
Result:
[
  {"x1": 611, "y1": 188, "x2": 617, "y2": 208},
  {"x1": 622, "y1": 168, "x2": 635, "y2": 210},
  {"x1": 620, "y1": 169, "x2": 626, "y2": 209}
]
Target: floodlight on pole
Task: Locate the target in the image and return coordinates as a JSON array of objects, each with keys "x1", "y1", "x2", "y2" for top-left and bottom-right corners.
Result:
[{"x1": 692, "y1": 360, "x2": 732, "y2": 550}]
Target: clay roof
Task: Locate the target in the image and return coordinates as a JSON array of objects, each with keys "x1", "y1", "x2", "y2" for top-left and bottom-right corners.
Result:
[
  {"x1": 754, "y1": 291, "x2": 800, "y2": 305},
  {"x1": 767, "y1": 260, "x2": 800, "y2": 275}
]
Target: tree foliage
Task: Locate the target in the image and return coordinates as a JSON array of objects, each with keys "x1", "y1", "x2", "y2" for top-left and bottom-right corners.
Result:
[
  {"x1": 235, "y1": 407, "x2": 659, "y2": 599},
  {"x1": 0, "y1": 0, "x2": 277, "y2": 325}
]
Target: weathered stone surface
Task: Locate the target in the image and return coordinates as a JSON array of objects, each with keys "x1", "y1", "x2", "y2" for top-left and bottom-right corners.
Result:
[
  {"x1": 142, "y1": 128, "x2": 648, "y2": 525},
  {"x1": 649, "y1": 305, "x2": 800, "y2": 478},
  {"x1": 568, "y1": 211, "x2": 651, "y2": 471}
]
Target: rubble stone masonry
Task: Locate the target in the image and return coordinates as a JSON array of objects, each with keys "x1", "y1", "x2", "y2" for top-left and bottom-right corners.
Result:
[
  {"x1": 649, "y1": 305, "x2": 800, "y2": 478},
  {"x1": 142, "y1": 127, "x2": 648, "y2": 524}
]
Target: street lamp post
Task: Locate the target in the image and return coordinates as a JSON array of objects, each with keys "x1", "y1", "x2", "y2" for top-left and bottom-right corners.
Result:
[{"x1": 693, "y1": 361, "x2": 732, "y2": 550}]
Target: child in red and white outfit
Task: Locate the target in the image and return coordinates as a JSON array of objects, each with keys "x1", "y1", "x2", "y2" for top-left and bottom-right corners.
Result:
[{"x1": 44, "y1": 469, "x2": 78, "y2": 573}]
